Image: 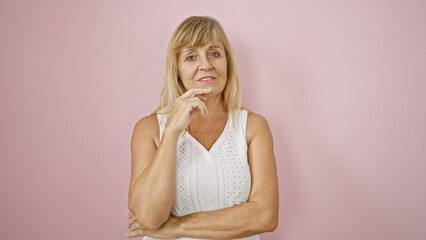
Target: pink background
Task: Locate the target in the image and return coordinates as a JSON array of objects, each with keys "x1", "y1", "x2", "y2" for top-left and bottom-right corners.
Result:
[{"x1": 1, "y1": 0, "x2": 425, "y2": 239}]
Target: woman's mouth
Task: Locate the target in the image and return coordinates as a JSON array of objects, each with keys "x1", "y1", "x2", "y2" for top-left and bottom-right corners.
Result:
[{"x1": 197, "y1": 77, "x2": 216, "y2": 83}]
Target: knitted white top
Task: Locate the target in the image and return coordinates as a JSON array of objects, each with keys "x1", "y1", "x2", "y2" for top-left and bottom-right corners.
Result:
[{"x1": 143, "y1": 109, "x2": 260, "y2": 240}]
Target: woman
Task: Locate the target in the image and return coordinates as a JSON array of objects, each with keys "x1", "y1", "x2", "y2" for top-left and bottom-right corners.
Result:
[{"x1": 125, "y1": 16, "x2": 279, "y2": 240}]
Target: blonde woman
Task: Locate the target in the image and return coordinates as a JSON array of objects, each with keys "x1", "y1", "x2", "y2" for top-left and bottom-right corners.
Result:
[{"x1": 125, "y1": 16, "x2": 279, "y2": 240}]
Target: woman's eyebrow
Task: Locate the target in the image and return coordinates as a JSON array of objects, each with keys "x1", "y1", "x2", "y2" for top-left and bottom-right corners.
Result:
[
  {"x1": 208, "y1": 45, "x2": 223, "y2": 50},
  {"x1": 182, "y1": 48, "x2": 194, "y2": 53}
]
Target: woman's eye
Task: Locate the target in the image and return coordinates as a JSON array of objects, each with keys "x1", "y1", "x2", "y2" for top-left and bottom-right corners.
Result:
[
  {"x1": 185, "y1": 55, "x2": 195, "y2": 61},
  {"x1": 210, "y1": 52, "x2": 220, "y2": 57}
]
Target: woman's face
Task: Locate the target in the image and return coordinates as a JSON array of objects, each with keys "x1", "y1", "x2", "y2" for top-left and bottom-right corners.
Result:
[{"x1": 177, "y1": 41, "x2": 227, "y2": 96}]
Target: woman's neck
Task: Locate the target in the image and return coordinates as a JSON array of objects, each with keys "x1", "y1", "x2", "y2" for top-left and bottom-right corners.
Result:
[{"x1": 195, "y1": 94, "x2": 227, "y2": 121}]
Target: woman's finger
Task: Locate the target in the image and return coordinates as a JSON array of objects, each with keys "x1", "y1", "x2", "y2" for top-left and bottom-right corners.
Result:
[
  {"x1": 129, "y1": 220, "x2": 142, "y2": 231},
  {"x1": 198, "y1": 98, "x2": 208, "y2": 114},
  {"x1": 186, "y1": 98, "x2": 208, "y2": 116},
  {"x1": 188, "y1": 101, "x2": 204, "y2": 116},
  {"x1": 128, "y1": 215, "x2": 137, "y2": 228},
  {"x1": 186, "y1": 97, "x2": 208, "y2": 115},
  {"x1": 124, "y1": 228, "x2": 147, "y2": 238},
  {"x1": 190, "y1": 88, "x2": 212, "y2": 97},
  {"x1": 181, "y1": 87, "x2": 212, "y2": 99}
]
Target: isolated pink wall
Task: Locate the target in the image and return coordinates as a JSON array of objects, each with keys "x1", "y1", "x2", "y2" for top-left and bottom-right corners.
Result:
[{"x1": 1, "y1": 0, "x2": 425, "y2": 239}]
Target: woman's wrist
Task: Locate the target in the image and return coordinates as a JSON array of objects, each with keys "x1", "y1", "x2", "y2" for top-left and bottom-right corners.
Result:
[
  {"x1": 172, "y1": 216, "x2": 185, "y2": 238},
  {"x1": 163, "y1": 125, "x2": 181, "y2": 140}
]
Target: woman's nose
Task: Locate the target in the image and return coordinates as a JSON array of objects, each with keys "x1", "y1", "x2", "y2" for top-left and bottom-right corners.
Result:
[{"x1": 199, "y1": 55, "x2": 213, "y2": 71}]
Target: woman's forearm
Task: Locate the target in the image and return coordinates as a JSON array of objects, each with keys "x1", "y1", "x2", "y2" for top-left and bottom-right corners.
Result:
[
  {"x1": 128, "y1": 127, "x2": 179, "y2": 230},
  {"x1": 175, "y1": 201, "x2": 277, "y2": 239}
]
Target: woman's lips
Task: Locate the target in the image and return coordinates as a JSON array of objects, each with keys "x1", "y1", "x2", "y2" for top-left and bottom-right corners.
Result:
[{"x1": 197, "y1": 77, "x2": 216, "y2": 83}]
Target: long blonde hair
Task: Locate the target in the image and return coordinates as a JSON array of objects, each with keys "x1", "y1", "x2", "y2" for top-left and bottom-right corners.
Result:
[{"x1": 153, "y1": 16, "x2": 246, "y2": 128}]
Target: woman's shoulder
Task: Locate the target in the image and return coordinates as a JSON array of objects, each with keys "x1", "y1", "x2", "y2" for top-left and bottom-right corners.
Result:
[
  {"x1": 134, "y1": 113, "x2": 159, "y2": 129},
  {"x1": 242, "y1": 108, "x2": 269, "y2": 126},
  {"x1": 132, "y1": 113, "x2": 160, "y2": 147},
  {"x1": 243, "y1": 109, "x2": 271, "y2": 145}
]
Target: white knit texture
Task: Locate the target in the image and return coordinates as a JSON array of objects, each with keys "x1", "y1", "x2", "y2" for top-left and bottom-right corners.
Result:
[{"x1": 143, "y1": 110, "x2": 260, "y2": 240}]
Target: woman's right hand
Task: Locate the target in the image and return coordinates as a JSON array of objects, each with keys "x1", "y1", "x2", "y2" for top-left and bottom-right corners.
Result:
[{"x1": 165, "y1": 87, "x2": 212, "y2": 135}]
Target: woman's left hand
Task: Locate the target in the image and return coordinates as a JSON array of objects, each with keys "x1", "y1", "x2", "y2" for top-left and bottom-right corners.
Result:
[{"x1": 124, "y1": 212, "x2": 181, "y2": 239}]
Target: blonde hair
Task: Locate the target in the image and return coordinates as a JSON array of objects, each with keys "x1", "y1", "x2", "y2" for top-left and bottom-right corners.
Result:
[{"x1": 153, "y1": 16, "x2": 247, "y2": 129}]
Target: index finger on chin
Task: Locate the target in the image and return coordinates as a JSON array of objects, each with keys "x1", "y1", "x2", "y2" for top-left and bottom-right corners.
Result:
[{"x1": 188, "y1": 88, "x2": 213, "y2": 97}]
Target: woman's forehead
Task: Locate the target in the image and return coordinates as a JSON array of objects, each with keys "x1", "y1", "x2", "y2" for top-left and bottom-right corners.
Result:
[{"x1": 180, "y1": 41, "x2": 224, "y2": 53}]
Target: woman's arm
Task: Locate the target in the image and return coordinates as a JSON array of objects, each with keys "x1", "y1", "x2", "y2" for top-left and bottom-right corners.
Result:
[
  {"x1": 128, "y1": 88, "x2": 211, "y2": 231},
  {"x1": 128, "y1": 115, "x2": 179, "y2": 230},
  {"x1": 174, "y1": 112, "x2": 279, "y2": 239}
]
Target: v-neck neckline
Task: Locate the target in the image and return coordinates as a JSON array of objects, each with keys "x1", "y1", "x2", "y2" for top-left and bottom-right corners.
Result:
[{"x1": 184, "y1": 115, "x2": 230, "y2": 155}]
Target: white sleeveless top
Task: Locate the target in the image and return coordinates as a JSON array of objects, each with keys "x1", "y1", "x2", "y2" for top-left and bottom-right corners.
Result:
[{"x1": 143, "y1": 109, "x2": 260, "y2": 240}]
